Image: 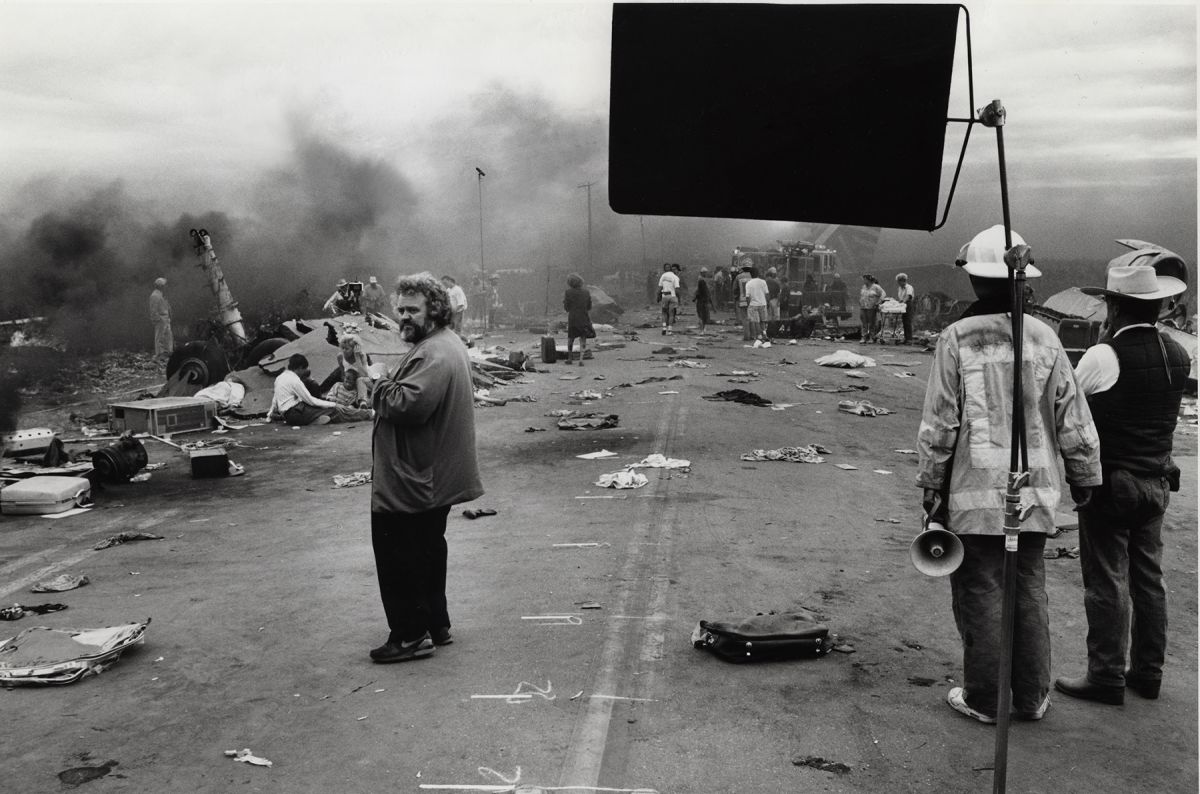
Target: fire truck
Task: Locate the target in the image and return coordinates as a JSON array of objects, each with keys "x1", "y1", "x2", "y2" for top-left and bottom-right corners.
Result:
[{"x1": 731, "y1": 241, "x2": 846, "y2": 313}]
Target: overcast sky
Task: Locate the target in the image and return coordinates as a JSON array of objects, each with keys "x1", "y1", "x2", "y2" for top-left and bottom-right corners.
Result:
[{"x1": 0, "y1": 1, "x2": 1195, "y2": 288}]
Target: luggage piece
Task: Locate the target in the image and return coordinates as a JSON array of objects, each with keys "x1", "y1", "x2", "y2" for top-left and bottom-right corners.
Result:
[
  {"x1": 691, "y1": 610, "x2": 832, "y2": 662},
  {"x1": 1, "y1": 476, "x2": 92, "y2": 515},
  {"x1": 540, "y1": 335, "x2": 557, "y2": 364}
]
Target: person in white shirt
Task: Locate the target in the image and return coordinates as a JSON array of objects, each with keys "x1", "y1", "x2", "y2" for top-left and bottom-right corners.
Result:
[
  {"x1": 268, "y1": 354, "x2": 372, "y2": 425},
  {"x1": 657, "y1": 263, "x2": 681, "y2": 334},
  {"x1": 744, "y1": 267, "x2": 770, "y2": 343},
  {"x1": 441, "y1": 275, "x2": 468, "y2": 332},
  {"x1": 895, "y1": 273, "x2": 916, "y2": 344}
]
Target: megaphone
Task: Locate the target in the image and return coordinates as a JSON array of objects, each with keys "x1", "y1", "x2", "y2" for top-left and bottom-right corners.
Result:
[{"x1": 910, "y1": 521, "x2": 964, "y2": 577}]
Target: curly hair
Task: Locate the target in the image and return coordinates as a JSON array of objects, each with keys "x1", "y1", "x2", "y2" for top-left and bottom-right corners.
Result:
[
  {"x1": 567, "y1": 273, "x2": 583, "y2": 289},
  {"x1": 393, "y1": 272, "x2": 452, "y2": 328}
]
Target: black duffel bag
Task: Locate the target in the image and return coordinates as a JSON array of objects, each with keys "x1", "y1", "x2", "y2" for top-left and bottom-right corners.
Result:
[{"x1": 691, "y1": 610, "x2": 832, "y2": 662}]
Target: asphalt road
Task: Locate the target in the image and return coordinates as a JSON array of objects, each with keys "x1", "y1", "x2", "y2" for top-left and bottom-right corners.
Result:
[{"x1": 2, "y1": 305, "x2": 1197, "y2": 793}]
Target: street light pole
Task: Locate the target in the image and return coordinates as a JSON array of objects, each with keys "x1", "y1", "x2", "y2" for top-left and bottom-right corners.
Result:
[
  {"x1": 578, "y1": 181, "x2": 595, "y2": 276},
  {"x1": 476, "y1": 167, "x2": 486, "y2": 276}
]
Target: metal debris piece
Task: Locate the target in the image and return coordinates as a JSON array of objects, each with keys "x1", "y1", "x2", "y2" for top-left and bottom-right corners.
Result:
[
  {"x1": 332, "y1": 471, "x2": 372, "y2": 488},
  {"x1": 31, "y1": 574, "x2": 89, "y2": 593},
  {"x1": 93, "y1": 532, "x2": 164, "y2": 550}
]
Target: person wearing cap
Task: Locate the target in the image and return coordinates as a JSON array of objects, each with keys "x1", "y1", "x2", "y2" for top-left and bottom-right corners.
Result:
[
  {"x1": 858, "y1": 274, "x2": 885, "y2": 343},
  {"x1": 657, "y1": 262, "x2": 681, "y2": 334},
  {"x1": 916, "y1": 224, "x2": 1101, "y2": 725},
  {"x1": 148, "y1": 277, "x2": 173, "y2": 359},
  {"x1": 1055, "y1": 259, "x2": 1190, "y2": 707},
  {"x1": 361, "y1": 275, "x2": 391, "y2": 317},
  {"x1": 734, "y1": 263, "x2": 753, "y2": 340},
  {"x1": 694, "y1": 267, "x2": 715, "y2": 332},
  {"x1": 895, "y1": 273, "x2": 916, "y2": 344},
  {"x1": 323, "y1": 278, "x2": 359, "y2": 315}
]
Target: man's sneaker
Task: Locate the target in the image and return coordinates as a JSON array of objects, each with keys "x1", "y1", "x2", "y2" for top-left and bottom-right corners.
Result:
[
  {"x1": 1014, "y1": 694, "x2": 1051, "y2": 721},
  {"x1": 946, "y1": 687, "x2": 996, "y2": 724},
  {"x1": 752, "y1": 339, "x2": 763, "y2": 348},
  {"x1": 370, "y1": 633, "x2": 435, "y2": 663},
  {"x1": 431, "y1": 627, "x2": 454, "y2": 646}
]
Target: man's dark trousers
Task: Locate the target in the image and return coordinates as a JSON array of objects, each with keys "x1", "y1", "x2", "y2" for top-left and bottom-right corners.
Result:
[
  {"x1": 371, "y1": 506, "x2": 452, "y2": 643},
  {"x1": 950, "y1": 533, "x2": 1050, "y2": 717},
  {"x1": 1078, "y1": 473, "x2": 1170, "y2": 688}
]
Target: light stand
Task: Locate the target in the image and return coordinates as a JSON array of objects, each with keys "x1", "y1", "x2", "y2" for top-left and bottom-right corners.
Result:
[
  {"x1": 476, "y1": 167, "x2": 487, "y2": 278},
  {"x1": 978, "y1": 98, "x2": 1032, "y2": 794}
]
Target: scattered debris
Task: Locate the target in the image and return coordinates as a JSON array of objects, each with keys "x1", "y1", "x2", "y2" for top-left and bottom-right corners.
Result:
[
  {"x1": 907, "y1": 676, "x2": 937, "y2": 687},
  {"x1": 658, "y1": 390, "x2": 680, "y2": 395},
  {"x1": 58, "y1": 760, "x2": 119, "y2": 788},
  {"x1": 873, "y1": 469, "x2": 893, "y2": 475},
  {"x1": 1, "y1": 603, "x2": 68, "y2": 620},
  {"x1": 797, "y1": 380, "x2": 868, "y2": 393},
  {"x1": 832, "y1": 642, "x2": 856, "y2": 654},
  {"x1": 224, "y1": 748, "x2": 273, "y2": 768},
  {"x1": 463, "y1": 508, "x2": 498, "y2": 519},
  {"x1": 740, "y1": 446, "x2": 830, "y2": 464},
  {"x1": 844, "y1": 371, "x2": 869, "y2": 379},
  {"x1": 627, "y1": 453, "x2": 691, "y2": 471},
  {"x1": 93, "y1": 532, "x2": 164, "y2": 550},
  {"x1": 834, "y1": 464, "x2": 859, "y2": 471},
  {"x1": 557, "y1": 413, "x2": 619, "y2": 431},
  {"x1": 594, "y1": 471, "x2": 648, "y2": 489},
  {"x1": 893, "y1": 449, "x2": 918, "y2": 455},
  {"x1": 0, "y1": 620, "x2": 150, "y2": 685},
  {"x1": 892, "y1": 371, "x2": 917, "y2": 378},
  {"x1": 875, "y1": 517, "x2": 902, "y2": 524},
  {"x1": 332, "y1": 471, "x2": 372, "y2": 488},
  {"x1": 837, "y1": 400, "x2": 894, "y2": 417},
  {"x1": 1044, "y1": 546, "x2": 1080, "y2": 559},
  {"x1": 30, "y1": 574, "x2": 89, "y2": 593},
  {"x1": 569, "y1": 390, "x2": 604, "y2": 401},
  {"x1": 576, "y1": 450, "x2": 619, "y2": 460},
  {"x1": 792, "y1": 756, "x2": 851, "y2": 775},
  {"x1": 815, "y1": 350, "x2": 876, "y2": 368},
  {"x1": 669, "y1": 360, "x2": 709, "y2": 369},
  {"x1": 524, "y1": 427, "x2": 546, "y2": 433},
  {"x1": 701, "y1": 389, "x2": 773, "y2": 407}
]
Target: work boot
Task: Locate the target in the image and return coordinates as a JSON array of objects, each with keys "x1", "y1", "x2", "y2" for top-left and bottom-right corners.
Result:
[
  {"x1": 1125, "y1": 672, "x2": 1161, "y2": 699},
  {"x1": 1054, "y1": 675, "x2": 1124, "y2": 705}
]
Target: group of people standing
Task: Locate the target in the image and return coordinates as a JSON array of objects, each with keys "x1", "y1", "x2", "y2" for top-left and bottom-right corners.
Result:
[
  {"x1": 917, "y1": 225, "x2": 1189, "y2": 723},
  {"x1": 858, "y1": 272, "x2": 916, "y2": 344}
]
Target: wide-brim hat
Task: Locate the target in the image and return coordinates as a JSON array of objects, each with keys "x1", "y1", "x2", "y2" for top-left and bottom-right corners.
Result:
[
  {"x1": 336, "y1": 278, "x2": 348, "y2": 287},
  {"x1": 955, "y1": 224, "x2": 1042, "y2": 279},
  {"x1": 1081, "y1": 264, "x2": 1186, "y2": 301}
]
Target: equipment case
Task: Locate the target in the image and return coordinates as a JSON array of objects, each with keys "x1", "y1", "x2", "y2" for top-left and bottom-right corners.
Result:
[{"x1": 1, "y1": 476, "x2": 92, "y2": 515}]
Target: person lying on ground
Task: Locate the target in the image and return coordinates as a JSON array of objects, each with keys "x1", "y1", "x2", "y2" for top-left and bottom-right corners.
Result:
[{"x1": 267, "y1": 353, "x2": 373, "y2": 425}]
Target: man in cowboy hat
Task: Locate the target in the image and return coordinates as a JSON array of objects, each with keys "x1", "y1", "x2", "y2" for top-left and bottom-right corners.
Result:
[
  {"x1": 1055, "y1": 257, "x2": 1191, "y2": 706},
  {"x1": 323, "y1": 278, "x2": 359, "y2": 315},
  {"x1": 917, "y1": 224, "x2": 1101, "y2": 724}
]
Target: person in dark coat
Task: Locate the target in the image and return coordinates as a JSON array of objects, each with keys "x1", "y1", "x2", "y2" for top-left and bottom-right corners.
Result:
[
  {"x1": 563, "y1": 273, "x2": 594, "y2": 366},
  {"x1": 694, "y1": 267, "x2": 716, "y2": 331}
]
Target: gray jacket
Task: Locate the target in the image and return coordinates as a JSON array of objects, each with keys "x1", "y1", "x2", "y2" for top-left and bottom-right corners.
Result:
[{"x1": 370, "y1": 327, "x2": 484, "y2": 513}]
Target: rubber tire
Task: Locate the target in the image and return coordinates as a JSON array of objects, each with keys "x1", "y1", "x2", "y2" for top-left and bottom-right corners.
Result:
[
  {"x1": 244, "y1": 337, "x2": 288, "y2": 368},
  {"x1": 166, "y1": 341, "x2": 230, "y2": 387},
  {"x1": 540, "y1": 335, "x2": 557, "y2": 364}
]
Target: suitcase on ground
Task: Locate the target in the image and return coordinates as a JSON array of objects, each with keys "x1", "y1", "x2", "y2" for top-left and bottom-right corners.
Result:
[
  {"x1": 691, "y1": 610, "x2": 832, "y2": 662},
  {"x1": 540, "y1": 335, "x2": 557, "y2": 364},
  {"x1": 1, "y1": 476, "x2": 93, "y2": 515}
]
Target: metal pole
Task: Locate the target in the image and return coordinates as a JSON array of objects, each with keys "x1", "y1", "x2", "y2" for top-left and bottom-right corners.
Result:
[
  {"x1": 640, "y1": 216, "x2": 647, "y2": 269},
  {"x1": 979, "y1": 98, "x2": 1029, "y2": 794},
  {"x1": 578, "y1": 181, "x2": 595, "y2": 276},
  {"x1": 476, "y1": 168, "x2": 486, "y2": 276}
]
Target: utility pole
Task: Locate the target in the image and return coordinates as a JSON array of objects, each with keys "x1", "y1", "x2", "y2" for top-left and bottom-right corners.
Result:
[
  {"x1": 640, "y1": 216, "x2": 647, "y2": 270},
  {"x1": 577, "y1": 181, "x2": 595, "y2": 276},
  {"x1": 476, "y1": 167, "x2": 486, "y2": 276}
]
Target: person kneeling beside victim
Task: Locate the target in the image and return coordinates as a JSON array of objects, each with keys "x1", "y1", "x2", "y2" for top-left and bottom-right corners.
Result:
[{"x1": 268, "y1": 353, "x2": 374, "y2": 425}]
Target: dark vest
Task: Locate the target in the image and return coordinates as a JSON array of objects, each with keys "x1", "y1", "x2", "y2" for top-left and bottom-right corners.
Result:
[{"x1": 1087, "y1": 327, "x2": 1189, "y2": 477}]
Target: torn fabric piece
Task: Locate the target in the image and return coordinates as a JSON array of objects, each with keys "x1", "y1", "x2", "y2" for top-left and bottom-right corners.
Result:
[
  {"x1": 332, "y1": 471, "x2": 372, "y2": 488},
  {"x1": 0, "y1": 620, "x2": 149, "y2": 685},
  {"x1": 594, "y1": 471, "x2": 648, "y2": 489},
  {"x1": 557, "y1": 414, "x2": 619, "y2": 430},
  {"x1": 576, "y1": 450, "x2": 619, "y2": 460},
  {"x1": 701, "y1": 389, "x2": 773, "y2": 407},
  {"x1": 815, "y1": 350, "x2": 877, "y2": 368},
  {"x1": 739, "y1": 445, "x2": 831, "y2": 464},
  {"x1": 796, "y1": 380, "x2": 869, "y2": 393},
  {"x1": 837, "y1": 400, "x2": 894, "y2": 417},
  {"x1": 30, "y1": 574, "x2": 89, "y2": 593},
  {"x1": 93, "y1": 532, "x2": 164, "y2": 550},
  {"x1": 626, "y1": 453, "x2": 691, "y2": 471},
  {"x1": 1, "y1": 603, "x2": 68, "y2": 621}
]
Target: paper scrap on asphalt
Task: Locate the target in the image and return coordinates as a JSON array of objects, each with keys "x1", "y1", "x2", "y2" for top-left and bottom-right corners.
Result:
[
  {"x1": 332, "y1": 472, "x2": 372, "y2": 488},
  {"x1": 576, "y1": 450, "x2": 618, "y2": 459},
  {"x1": 893, "y1": 449, "x2": 918, "y2": 454},
  {"x1": 225, "y1": 749, "x2": 273, "y2": 768},
  {"x1": 594, "y1": 471, "x2": 648, "y2": 489},
  {"x1": 627, "y1": 453, "x2": 690, "y2": 471},
  {"x1": 873, "y1": 470, "x2": 893, "y2": 475},
  {"x1": 41, "y1": 507, "x2": 93, "y2": 520},
  {"x1": 834, "y1": 464, "x2": 859, "y2": 470}
]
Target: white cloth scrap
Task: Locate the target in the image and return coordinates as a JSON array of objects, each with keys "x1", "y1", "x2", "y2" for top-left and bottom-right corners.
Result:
[
  {"x1": 626, "y1": 453, "x2": 690, "y2": 471},
  {"x1": 594, "y1": 471, "x2": 648, "y2": 489},
  {"x1": 576, "y1": 449, "x2": 619, "y2": 460},
  {"x1": 837, "y1": 400, "x2": 894, "y2": 417},
  {"x1": 815, "y1": 350, "x2": 877, "y2": 368},
  {"x1": 740, "y1": 445, "x2": 830, "y2": 464}
]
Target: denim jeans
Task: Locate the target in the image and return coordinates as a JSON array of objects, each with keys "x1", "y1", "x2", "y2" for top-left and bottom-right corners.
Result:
[
  {"x1": 950, "y1": 533, "x2": 1050, "y2": 717},
  {"x1": 371, "y1": 507, "x2": 452, "y2": 643},
  {"x1": 1077, "y1": 471, "x2": 1171, "y2": 686}
]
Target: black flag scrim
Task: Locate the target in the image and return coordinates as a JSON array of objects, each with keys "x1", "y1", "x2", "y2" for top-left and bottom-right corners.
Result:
[{"x1": 609, "y1": 4, "x2": 962, "y2": 231}]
